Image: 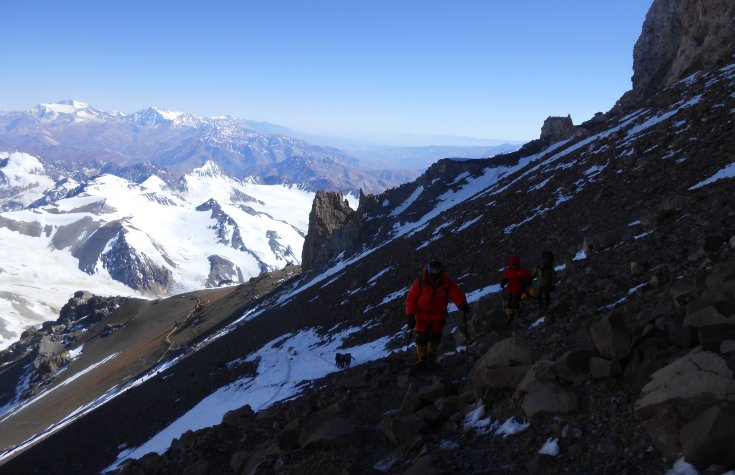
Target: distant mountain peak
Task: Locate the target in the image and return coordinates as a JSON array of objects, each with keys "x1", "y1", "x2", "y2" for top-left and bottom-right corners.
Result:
[
  {"x1": 130, "y1": 106, "x2": 201, "y2": 128},
  {"x1": 31, "y1": 99, "x2": 104, "y2": 122},
  {"x1": 189, "y1": 160, "x2": 224, "y2": 178},
  {"x1": 149, "y1": 106, "x2": 183, "y2": 121},
  {"x1": 52, "y1": 99, "x2": 89, "y2": 108}
]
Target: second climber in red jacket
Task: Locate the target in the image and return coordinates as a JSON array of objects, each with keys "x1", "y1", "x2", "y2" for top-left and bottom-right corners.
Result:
[
  {"x1": 501, "y1": 255, "x2": 533, "y2": 323},
  {"x1": 406, "y1": 260, "x2": 469, "y2": 369}
]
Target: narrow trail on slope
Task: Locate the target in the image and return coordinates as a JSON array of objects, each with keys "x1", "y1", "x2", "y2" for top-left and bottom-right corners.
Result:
[{"x1": 156, "y1": 297, "x2": 205, "y2": 364}]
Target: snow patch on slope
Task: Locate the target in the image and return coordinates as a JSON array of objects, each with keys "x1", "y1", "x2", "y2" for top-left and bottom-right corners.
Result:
[{"x1": 106, "y1": 325, "x2": 401, "y2": 471}]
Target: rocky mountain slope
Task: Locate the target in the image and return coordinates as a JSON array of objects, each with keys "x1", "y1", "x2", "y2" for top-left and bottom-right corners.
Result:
[
  {"x1": 0, "y1": 100, "x2": 411, "y2": 195},
  {"x1": 1, "y1": 0, "x2": 735, "y2": 473}
]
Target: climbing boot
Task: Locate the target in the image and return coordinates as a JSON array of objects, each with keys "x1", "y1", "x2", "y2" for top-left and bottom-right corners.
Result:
[
  {"x1": 414, "y1": 345, "x2": 428, "y2": 370},
  {"x1": 505, "y1": 308, "x2": 514, "y2": 325},
  {"x1": 427, "y1": 342, "x2": 439, "y2": 369}
]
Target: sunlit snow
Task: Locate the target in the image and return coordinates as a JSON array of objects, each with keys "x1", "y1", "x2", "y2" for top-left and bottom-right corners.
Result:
[{"x1": 105, "y1": 325, "x2": 401, "y2": 471}]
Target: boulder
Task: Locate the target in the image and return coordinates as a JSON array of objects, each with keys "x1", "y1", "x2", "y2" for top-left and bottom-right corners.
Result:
[
  {"x1": 469, "y1": 297, "x2": 507, "y2": 335},
  {"x1": 698, "y1": 324, "x2": 735, "y2": 352},
  {"x1": 720, "y1": 340, "x2": 735, "y2": 354},
  {"x1": 299, "y1": 415, "x2": 359, "y2": 449},
  {"x1": 521, "y1": 382, "x2": 579, "y2": 418},
  {"x1": 239, "y1": 443, "x2": 281, "y2": 475},
  {"x1": 433, "y1": 396, "x2": 472, "y2": 419},
  {"x1": 680, "y1": 403, "x2": 735, "y2": 470},
  {"x1": 669, "y1": 280, "x2": 697, "y2": 310},
  {"x1": 590, "y1": 313, "x2": 631, "y2": 361},
  {"x1": 630, "y1": 261, "x2": 645, "y2": 276},
  {"x1": 527, "y1": 454, "x2": 557, "y2": 474},
  {"x1": 683, "y1": 305, "x2": 731, "y2": 327},
  {"x1": 470, "y1": 338, "x2": 533, "y2": 390},
  {"x1": 182, "y1": 460, "x2": 208, "y2": 475},
  {"x1": 516, "y1": 360, "x2": 557, "y2": 395},
  {"x1": 222, "y1": 404, "x2": 255, "y2": 428},
  {"x1": 634, "y1": 352, "x2": 735, "y2": 458},
  {"x1": 589, "y1": 357, "x2": 622, "y2": 379},
  {"x1": 553, "y1": 349, "x2": 593, "y2": 382},
  {"x1": 403, "y1": 455, "x2": 437, "y2": 475},
  {"x1": 230, "y1": 452, "x2": 249, "y2": 474},
  {"x1": 380, "y1": 415, "x2": 429, "y2": 447},
  {"x1": 704, "y1": 261, "x2": 735, "y2": 297},
  {"x1": 417, "y1": 380, "x2": 447, "y2": 403}
]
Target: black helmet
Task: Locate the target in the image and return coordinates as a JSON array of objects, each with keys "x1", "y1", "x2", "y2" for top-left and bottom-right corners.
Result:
[{"x1": 427, "y1": 260, "x2": 443, "y2": 277}]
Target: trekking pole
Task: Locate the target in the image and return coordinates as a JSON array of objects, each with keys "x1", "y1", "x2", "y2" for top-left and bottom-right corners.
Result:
[{"x1": 463, "y1": 309, "x2": 471, "y2": 372}]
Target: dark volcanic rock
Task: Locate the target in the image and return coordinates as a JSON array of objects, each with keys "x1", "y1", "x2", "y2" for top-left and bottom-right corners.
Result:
[
  {"x1": 680, "y1": 403, "x2": 735, "y2": 470},
  {"x1": 590, "y1": 313, "x2": 632, "y2": 361},
  {"x1": 101, "y1": 230, "x2": 173, "y2": 293},
  {"x1": 630, "y1": 0, "x2": 735, "y2": 102},
  {"x1": 540, "y1": 115, "x2": 576, "y2": 143},
  {"x1": 634, "y1": 352, "x2": 735, "y2": 458},
  {"x1": 470, "y1": 337, "x2": 534, "y2": 390},
  {"x1": 301, "y1": 191, "x2": 357, "y2": 272}
]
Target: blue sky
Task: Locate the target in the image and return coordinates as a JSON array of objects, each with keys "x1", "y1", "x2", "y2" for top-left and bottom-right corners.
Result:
[{"x1": 0, "y1": 1, "x2": 652, "y2": 143}]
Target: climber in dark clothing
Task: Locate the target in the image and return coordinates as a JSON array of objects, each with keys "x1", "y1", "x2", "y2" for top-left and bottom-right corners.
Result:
[
  {"x1": 534, "y1": 250, "x2": 556, "y2": 313},
  {"x1": 406, "y1": 260, "x2": 469, "y2": 369},
  {"x1": 501, "y1": 255, "x2": 533, "y2": 323}
]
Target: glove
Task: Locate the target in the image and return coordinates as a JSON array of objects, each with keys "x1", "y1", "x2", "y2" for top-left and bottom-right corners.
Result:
[
  {"x1": 460, "y1": 301, "x2": 470, "y2": 314},
  {"x1": 406, "y1": 314, "x2": 416, "y2": 329}
]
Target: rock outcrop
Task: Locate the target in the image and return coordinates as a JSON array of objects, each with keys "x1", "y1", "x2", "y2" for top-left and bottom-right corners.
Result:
[
  {"x1": 101, "y1": 230, "x2": 173, "y2": 293},
  {"x1": 539, "y1": 115, "x2": 576, "y2": 143},
  {"x1": 301, "y1": 191, "x2": 357, "y2": 272},
  {"x1": 631, "y1": 0, "x2": 735, "y2": 101},
  {"x1": 0, "y1": 291, "x2": 132, "y2": 401}
]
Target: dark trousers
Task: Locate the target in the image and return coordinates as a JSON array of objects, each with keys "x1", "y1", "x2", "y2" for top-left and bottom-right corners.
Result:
[
  {"x1": 537, "y1": 287, "x2": 552, "y2": 309},
  {"x1": 416, "y1": 331, "x2": 442, "y2": 347},
  {"x1": 505, "y1": 293, "x2": 521, "y2": 310}
]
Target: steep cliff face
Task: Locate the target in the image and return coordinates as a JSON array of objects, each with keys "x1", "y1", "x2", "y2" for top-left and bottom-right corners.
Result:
[
  {"x1": 631, "y1": 0, "x2": 735, "y2": 100},
  {"x1": 301, "y1": 191, "x2": 357, "y2": 272}
]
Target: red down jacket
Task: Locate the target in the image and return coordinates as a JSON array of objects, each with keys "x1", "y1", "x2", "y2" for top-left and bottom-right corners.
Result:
[
  {"x1": 406, "y1": 267, "x2": 467, "y2": 333},
  {"x1": 502, "y1": 265, "x2": 533, "y2": 296}
]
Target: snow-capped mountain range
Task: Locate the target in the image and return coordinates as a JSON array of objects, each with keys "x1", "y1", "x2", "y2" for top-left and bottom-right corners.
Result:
[
  {"x1": 0, "y1": 100, "x2": 414, "y2": 194},
  {"x1": 0, "y1": 152, "x2": 332, "y2": 350}
]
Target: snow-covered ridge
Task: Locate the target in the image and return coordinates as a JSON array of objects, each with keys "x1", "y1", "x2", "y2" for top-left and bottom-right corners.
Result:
[
  {"x1": 0, "y1": 152, "x2": 57, "y2": 209},
  {"x1": 30, "y1": 100, "x2": 267, "y2": 132},
  {"x1": 0, "y1": 158, "x2": 315, "y2": 350}
]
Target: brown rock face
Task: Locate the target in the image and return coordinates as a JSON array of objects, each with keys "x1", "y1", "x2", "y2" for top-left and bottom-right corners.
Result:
[
  {"x1": 632, "y1": 0, "x2": 735, "y2": 100},
  {"x1": 540, "y1": 115, "x2": 575, "y2": 143},
  {"x1": 301, "y1": 191, "x2": 357, "y2": 272}
]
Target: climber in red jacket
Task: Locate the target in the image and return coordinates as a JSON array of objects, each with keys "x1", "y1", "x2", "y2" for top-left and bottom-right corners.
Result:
[
  {"x1": 501, "y1": 255, "x2": 533, "y2": 323},
  {"x1": 406, "y1": 260, "x2": 469, "y2": 369}
]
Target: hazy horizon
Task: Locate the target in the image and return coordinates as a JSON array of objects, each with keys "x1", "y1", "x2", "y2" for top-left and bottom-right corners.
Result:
[{"x1": 0, "y1": 1, "x2": 653, "y2": 142}]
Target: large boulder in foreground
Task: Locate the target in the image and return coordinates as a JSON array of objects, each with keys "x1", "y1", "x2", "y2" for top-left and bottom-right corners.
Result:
[
  {"x1": 634, "y1": 351, "x2": 735, "y2": 460},
  {"x1": 470, "y1": 338, "x2": 533, "y2": 390},
  {"x1": 680, "y1": 403, "x2": 735, "y2": 469}
]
